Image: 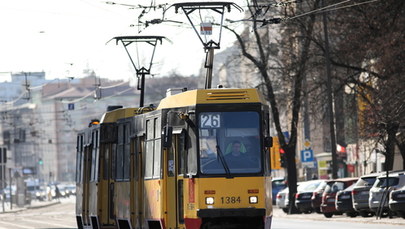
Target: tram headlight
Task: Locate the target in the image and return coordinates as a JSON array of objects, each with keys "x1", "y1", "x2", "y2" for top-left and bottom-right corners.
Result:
[
  {"x1": 205, "y1": 197, "x2": 215, "y2": 205},
  {"x1": 249, "y1": 196, "x2": 258, "y2": 204}
]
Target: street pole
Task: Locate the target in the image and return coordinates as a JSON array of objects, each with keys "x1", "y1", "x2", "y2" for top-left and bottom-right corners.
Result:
[
  {"x1": 322, "y1": 0, "x2": 338, "y2": 179},
  {"x1": 204, "y1": 48, "x2": 215, "y2": 89},
  {"x1": 1, "y1": 164, "x2": 4, "y2": 212},
  {"x1": 139, "y1": 72, "x2": 146, "y2": 107},
  {"x1": 8, "y1": 168, "x2": 12, "y2": 210}
]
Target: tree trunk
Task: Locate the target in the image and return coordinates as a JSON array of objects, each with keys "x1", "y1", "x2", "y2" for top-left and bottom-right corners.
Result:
[{"x1": 384, "y1": 122, "x2": 399, "y2": 170}]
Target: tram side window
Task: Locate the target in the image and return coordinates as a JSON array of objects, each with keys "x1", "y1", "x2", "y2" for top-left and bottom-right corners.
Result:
[
  {"x1": 93, "y1": 130, "x2": 100, "y2": 181},
  {"x1": 90, "y1": 131, "x2": 98, "y2": 181},
  {"x1": 187, "y1": 127, "x2": 197, "y2": 176},
  {"x1": 178, "y1": 131, "x2": 186, "y2": 176},
  {"x1": 145, "y1": 120, "x2": 153, "y2": 179},
  {"x1": 144, "y1": 118, "x2": 162, "y2": 180},
  {"x1": 123, "y1": 124, "x2": 131, "y2": 180},
  {"x1": 116, "y1": 124, "x2": 125, "y2": 180},
  {"x1": 76, "y1": 135, "x2": 83, "y2": 183}
]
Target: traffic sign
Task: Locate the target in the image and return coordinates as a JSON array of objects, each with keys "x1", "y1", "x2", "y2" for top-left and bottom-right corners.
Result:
[{"x1": 300, "y1": 149, "x2": 314, "y2": 162}]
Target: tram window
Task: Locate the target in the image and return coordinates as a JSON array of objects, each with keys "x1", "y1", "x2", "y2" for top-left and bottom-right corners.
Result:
[
  {"x1": 91, "y1": 132, "x2": 96, "y2": 181},
  {"x1": 154, "y1": 118, "x2": 161, "y2": 139},
  {"x1": 111, "y1": 144, "x2": 117, "y2": 180},
  {"x1": 145, "y1": 141, "x2": 154, "y2": 179},
  {"x1": 116, "y1": 124, "x2": 125, "y2": 180},
  {"x1": 178, "y1": 131, "x2": 186, "y2": 176},
  {"x1": 153, "y1": 140, "x2": 162, "y2": 179},
  {"x1": 146, "y1": 120, "x2": 153, "y2": 140},
  {"x1": 103, "y1": 147, "x2": 110, "y2": 180},
  {"x1": 76, "y1": 136, "x2": 79, "y2": 183},
  {"x1": 187, "y1": 128, "x2": 197, "y2": 176},
  {"x1": 94, "y1": 130, "x2": 100, "y2": 181},
  {"x1": 123, "y1": 124, "x2": 131, "y2": 180}
]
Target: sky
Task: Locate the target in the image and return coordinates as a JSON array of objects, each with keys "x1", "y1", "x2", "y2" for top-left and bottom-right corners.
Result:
[{"x1": 0, "y1": 0, "x2": 247, "y2": 83}]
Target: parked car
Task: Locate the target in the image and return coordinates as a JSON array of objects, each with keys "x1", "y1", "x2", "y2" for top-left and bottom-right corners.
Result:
[
  {"x1": 65, "y1": 184, "x2": 76, "y2": 197},
  {"x1": 34, "y1": 186, "x2": 48, "y2": 201},
  {"x1": 351, "y1": 172, "x2": 382, "y2": 217},
  {"x1": 272, "y1": 177, "x2": 286, "y2": 204},
  {"x1": 276, "y1": 187, "x2": 290, "y2": 213},
  {"x1": 311, "y1": 180, "x2": 329, "y2": 213},
  {"x1": 336, "y1": 183, "x2": 358, "y2": 217},
  {"x1": 369, "y1": 171, "x2": 405, "y2": 217},
  {"x1": 389, "y1": 185, "x2": 405, "y2": 218},
  {"x1": 320, "y1": 177, "x2": 358, "y2": 218},
  {"x1": 295, "y1": 179, "x2": 326, "y2": 213}
]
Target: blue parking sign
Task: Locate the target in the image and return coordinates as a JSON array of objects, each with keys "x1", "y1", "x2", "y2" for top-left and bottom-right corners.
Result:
[
  {"x1": 300, "y1": 149, "x2": 314, "y2": 162},
  {"x1": 68, "y1": 103, "x2": 75, "y2": 110}
]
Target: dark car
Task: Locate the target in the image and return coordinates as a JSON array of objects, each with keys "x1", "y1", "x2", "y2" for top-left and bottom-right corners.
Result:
[
  {"x1": 311, "y1": 180, "x2": 328, "y2": 213},
  {"x1": 295, "y1": 179, "x2": 326, "y2": 213},
  {"x1": 389, "y1": 186, "x2": 405, "y2": 218},
  {"x1": 336, "y1": 183, "x2": 358, "y2": 217},
  {"x1": 320, "y1": 177, "x2": 358, "y2": 218},
  {"x1": 351, "y1": 172, "x2": 382, "y2": 217},
  {"x1": 272, "y1": 177, "x2": 286, "y2": 204}
]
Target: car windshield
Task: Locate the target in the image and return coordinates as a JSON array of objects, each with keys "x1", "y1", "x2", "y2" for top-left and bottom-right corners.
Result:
[{"x1": 199, "y1": 111, "x2": 262, "y2": 175}]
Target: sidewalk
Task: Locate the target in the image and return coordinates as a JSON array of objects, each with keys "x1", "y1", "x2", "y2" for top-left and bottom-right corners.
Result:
[
  {"x1": 0, "y1": 199, "x2": 61, "y2": 214},
  {"x1": 273, "y1": 207, "x2": 405, "y2": 226}
]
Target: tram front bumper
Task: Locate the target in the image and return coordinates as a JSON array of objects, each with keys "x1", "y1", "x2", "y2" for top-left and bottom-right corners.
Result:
[{"x1": 197, "y1": 208, "x2": 266, "y2": 218}]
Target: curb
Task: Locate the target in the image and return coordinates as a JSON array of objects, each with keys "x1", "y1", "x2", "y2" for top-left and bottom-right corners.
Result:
[
  {"x1": 0, "y1": 201, "x2": 61, "y2": 213},
  {"x1": 26, "y1": 201, "x2": 61, "y2": 209}
]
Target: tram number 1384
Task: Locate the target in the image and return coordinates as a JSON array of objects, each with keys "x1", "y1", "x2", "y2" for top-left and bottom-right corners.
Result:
[{"x1": 221, "y1": 196, "x2": 241, "y2": 204}]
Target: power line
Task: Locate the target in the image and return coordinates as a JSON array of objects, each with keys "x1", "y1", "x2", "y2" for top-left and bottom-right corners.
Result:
[
  {"x1": 287, "y1": 0, "x2": 350, "y2": 20},
  {"x1": 230, "y1": 0, "x2": 382, "y2": 27}
]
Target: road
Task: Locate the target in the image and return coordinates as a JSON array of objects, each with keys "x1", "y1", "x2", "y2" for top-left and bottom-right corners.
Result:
[
  {"x1": 0, "y1": 199, "x2": 404, "y2": 229},
  {"x1": 0, "y1": 198, "x2": 76, "y2": 229}
]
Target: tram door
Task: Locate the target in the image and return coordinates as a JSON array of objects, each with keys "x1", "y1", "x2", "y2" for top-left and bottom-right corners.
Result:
[
  {"x1": 82, "y1": 142, "x2": 92, "y2": 226},
  {"x1": 166, "y1": 133, "x2": 185, "y2": 229},
  {"x1": 130, "y1": 136, "x2": 139, "y2": 228},
  {"x1": 100, "y1": 143, "x2": 115, "y2": 226}
]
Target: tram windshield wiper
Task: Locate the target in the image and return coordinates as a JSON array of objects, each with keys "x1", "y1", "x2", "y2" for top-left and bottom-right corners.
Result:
[{"x1": 215, "y1": 139, "x2": 232, "y2": 178}]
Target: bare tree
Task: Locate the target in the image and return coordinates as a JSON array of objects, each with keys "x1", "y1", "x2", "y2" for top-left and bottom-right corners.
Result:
[{"x1": 223, "y1": 0, "x2": 321, "y2": 213}]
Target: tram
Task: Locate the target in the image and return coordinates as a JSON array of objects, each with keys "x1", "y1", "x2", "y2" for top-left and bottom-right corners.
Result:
[{"x1": 76, "y1": 88, "x2": 273, "y2": 229}]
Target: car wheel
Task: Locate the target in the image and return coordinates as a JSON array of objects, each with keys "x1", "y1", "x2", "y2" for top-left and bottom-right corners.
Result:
[
  {"x1": 282, "y1": 208, "x2": 288, "y2": 213},
  {"x1": 398, "y1": 211, "x2": 405, "y2": 219},
  {"x1": 323, "y1": 213, "x2": 333, "y2": 218},
  {"x1": 359, "y1": 211, "x2": 372, "y2": 217},
  {"x1": 346, "y1": 212, "x2": 358, "y2": 217}
]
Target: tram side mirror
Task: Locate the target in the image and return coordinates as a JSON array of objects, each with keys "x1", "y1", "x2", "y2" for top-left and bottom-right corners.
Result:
[
  {"x1": 163, "y1": 126, "x2": 173, "y2": 148},
  {"x1": 264, "y1": 137, "x2": 273, "y2": 147}
]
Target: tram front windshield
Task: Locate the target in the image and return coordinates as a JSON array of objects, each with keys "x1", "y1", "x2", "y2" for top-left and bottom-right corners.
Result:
[{"x1": 199, "y1": 111, "x2": 262, "y2": 175}]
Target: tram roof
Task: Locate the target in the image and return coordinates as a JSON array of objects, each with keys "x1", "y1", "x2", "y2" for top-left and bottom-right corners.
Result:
[
  {"x1": 157, "y1": 88, "x2": 266, "y2": 110},
  {"x1": 100, "y1": 106, "x2": 154, "y2": 123}
]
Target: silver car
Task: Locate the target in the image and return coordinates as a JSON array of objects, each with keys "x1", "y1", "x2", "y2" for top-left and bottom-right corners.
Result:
[
  {"x1": 369, "y1": 171, "x2": 405, "y2": 217},
  {"x1": 351, "y1": 172, "x2": 382, "y2": 217}
]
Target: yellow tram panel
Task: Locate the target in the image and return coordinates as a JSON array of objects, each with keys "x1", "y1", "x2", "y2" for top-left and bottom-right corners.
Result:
[
  {"x1": 197, "y1": 177, "x2": 266, "y2": 209},
  {"x1": 143, "y1": 179, "x2": 164, "y2": 220}
]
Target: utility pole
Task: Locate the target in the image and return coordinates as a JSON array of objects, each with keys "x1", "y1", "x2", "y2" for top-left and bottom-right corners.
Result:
[{"x1": 321, "y1": 0, "x2": 338, "y2": 179}]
